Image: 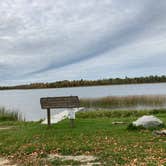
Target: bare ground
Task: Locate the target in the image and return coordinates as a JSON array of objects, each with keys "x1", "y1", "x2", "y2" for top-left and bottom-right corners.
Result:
[
  {"x1": 0, "y1": 157, "x2": 16, "y2": 166},
  {"x1": 0, "y1": 126, "x2": 15, "y2": 130}
]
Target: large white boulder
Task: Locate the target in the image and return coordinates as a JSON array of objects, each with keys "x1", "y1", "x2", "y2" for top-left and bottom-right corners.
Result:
[{"x1": 132, "y1": 115, "x2": 163, "y2": 128}]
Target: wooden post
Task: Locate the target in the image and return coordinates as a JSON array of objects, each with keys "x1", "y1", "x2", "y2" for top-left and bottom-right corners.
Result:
[
  {"x1": 68, "y1": 108, "x2": 75, "y2": 128},
  {"x1": 47, "y1": 108, "x2": 51, "y2": 126},
  {"x1": 70, "y1": 119, "x2": 74, "y2": 128}
]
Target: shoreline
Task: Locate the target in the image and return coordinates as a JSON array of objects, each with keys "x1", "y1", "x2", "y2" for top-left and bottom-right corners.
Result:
[{"x1": 1, "y1": 80, "x2": 166, "y2": 91}]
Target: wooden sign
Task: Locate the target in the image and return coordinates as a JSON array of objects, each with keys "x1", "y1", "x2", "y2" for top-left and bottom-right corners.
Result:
[
  {"x1": 40, "y1": 96, "x2": 79, "y2": 109},
  {"x1": 40, "y1": 96, "x2": 80, "y2": 126}
]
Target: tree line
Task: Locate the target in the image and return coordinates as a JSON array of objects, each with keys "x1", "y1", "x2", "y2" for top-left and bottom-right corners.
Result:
[{"x1": 1, "y1": 75, "x2": 166, "y2": 90}]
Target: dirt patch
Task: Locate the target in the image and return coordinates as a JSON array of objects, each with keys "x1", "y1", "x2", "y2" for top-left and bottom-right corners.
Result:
[
  {"x1": 0, "y1": 157, "x2": 16, "y2": 166},
  {"x1": 0, "y1": 126, "x2": 15, "y2": 130},
  {"x1": 48, "y1": 154, "x2": 101, "y2": 165},
  {"x1": 0, "y1": 158, "x2": 9, "y2": 165},
  {"x1": 48, "y1": 154, "x2": 97, "y2": 162},
  {"x1": 0, "y1": 154, "x2": 100, "y2": 165}
]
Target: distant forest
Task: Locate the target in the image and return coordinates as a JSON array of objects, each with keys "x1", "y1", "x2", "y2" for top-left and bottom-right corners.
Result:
[{"x1": 1, "y1": 75, "x2": 166, "y2": 90}]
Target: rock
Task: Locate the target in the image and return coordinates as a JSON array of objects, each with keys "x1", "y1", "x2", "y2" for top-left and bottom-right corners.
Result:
[
  {"x1": 132, "y1": 115, "x2": 163, "y2": 128},
  {"x1": 153, "y1": 130, "x2": 166, "y2": 136},
  {"x1": 42, "y1": 107, "x2": 84, "y2": 124},
  {"x1": 112, "y1": 122, "x2": 127, "y2": 125},
  {"x1": 42, "y1": 110, "x2": 68, "y2": 124}
]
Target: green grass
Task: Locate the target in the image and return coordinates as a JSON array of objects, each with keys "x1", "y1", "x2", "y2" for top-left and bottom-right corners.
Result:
[
  {"x1": 0, "y1": 107, "x2": 23, "y2": 121},
  {"x1": 76, "y1": 108, "x2": 166, "y2": 118},
  {"x1": 80, "y1": 95, "x2": 166, "y2": 109},
  {"x1": 0, "y1": 110, "x2": 166, "y2": 165}
]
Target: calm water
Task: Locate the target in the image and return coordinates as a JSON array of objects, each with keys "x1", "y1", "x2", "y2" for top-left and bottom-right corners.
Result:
[{"x1": 0, "y1": 83, "x2": 166, "y2": 121}]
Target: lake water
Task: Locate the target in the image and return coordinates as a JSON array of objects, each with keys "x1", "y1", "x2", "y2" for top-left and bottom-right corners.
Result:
[{"x1": 0, "y1": 83, "x2": 166, "y2": 121}]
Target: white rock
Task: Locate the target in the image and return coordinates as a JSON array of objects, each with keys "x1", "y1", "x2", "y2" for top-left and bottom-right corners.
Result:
[
  {"x1": 42, "y1": 107, "x2": 84, "y2": 124},
  {"x1": 132, "y1": 115, "x2": 163, "y2": 128},
  {"x1": 42, "y1": 110, "x2": 68, "y2": 124}
]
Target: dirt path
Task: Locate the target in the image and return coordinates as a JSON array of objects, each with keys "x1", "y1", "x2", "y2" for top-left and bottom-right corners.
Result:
[
  {"x1": 48, "y1": 154, "x2": 101, "y2": 165},
  {"x1": 0, "y1": 126, "x2": 15, "y2": 130},
  {"x1": 0, "y1": 157, "x2": 16, "y2": 166}
]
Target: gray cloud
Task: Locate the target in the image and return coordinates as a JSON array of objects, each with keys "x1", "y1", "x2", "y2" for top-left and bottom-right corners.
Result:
[
  {"x1": 0, "y1": 0, "x2": 166, "y2": 85},
  {"x1": 28, "y1": 0, "x2": 166, "y2": 75}
]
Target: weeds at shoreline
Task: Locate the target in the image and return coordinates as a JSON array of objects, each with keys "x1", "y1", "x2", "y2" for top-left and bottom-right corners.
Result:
[
  {"x1": 80, "y1": 95, "x2": 166, "y2": 109},
  {"x1": 0, "y1": 107, "x2": 23, "y2": 121}
]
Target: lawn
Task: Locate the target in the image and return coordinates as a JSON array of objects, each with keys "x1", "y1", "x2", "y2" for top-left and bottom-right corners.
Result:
[{"x1": 0, "y1": 110, "x2": 166, "y2": 165}]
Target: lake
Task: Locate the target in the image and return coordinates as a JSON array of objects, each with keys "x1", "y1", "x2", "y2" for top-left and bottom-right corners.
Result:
[{"x1": 0, "y1": 83, "x2": 166, "y2": 121}]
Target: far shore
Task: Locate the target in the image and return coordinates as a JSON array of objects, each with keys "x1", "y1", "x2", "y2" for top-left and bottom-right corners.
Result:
[{"x1": 1, "y1": 75, "x2": 166, "y2": 90}]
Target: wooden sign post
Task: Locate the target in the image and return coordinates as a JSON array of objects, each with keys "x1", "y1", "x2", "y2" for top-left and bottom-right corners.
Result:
[
  {"x1": 47, "y1": 108, "x2": 51, "y2": 126},
  {"x1": 68, "y1": 108, "x2": 76, "y2": 127},
  {"x1": 40, "y1": 96, "x2": 80, "y2": 127}
]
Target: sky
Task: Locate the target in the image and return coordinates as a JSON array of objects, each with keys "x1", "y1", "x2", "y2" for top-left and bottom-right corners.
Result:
[{"x1": 0, "y1": 0, "x2": 166, "y2": 85}]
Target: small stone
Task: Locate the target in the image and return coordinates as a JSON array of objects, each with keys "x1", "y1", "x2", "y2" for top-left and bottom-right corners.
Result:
[
  {"x1": 153, "y1": 130, "x2": 166, "y2": 136},
  {"x1": 112, "y1": 122, "x2": 127, "y2": 125}
]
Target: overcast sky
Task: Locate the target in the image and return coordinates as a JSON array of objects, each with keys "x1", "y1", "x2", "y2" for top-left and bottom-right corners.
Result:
[{"x1": 0, "y1": 0, "x2": 166, "y2": 85}]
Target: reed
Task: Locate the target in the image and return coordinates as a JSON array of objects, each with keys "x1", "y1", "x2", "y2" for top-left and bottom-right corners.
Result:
[
  {"x1": 0, "y1": 107, "x2": 22, "y2": 121},
  {"x1": 80, "y1": 95, "x2": 166, "y2": 109}
]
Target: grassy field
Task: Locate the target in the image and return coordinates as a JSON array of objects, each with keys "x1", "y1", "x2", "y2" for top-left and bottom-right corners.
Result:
[
  {"x1": 0, "y1": 109, "x2": 166, "y2": 165},
  {"x1": 80, "y1": 95, "x2": 166, "y2": 109}
]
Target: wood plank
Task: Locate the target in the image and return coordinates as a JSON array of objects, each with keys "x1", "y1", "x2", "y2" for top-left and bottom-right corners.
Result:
[{"x1": 40, "y1": 96, "x2": 80, "y2": 109}]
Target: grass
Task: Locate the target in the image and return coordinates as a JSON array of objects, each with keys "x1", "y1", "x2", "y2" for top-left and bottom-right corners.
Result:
[
  {"x1": 76, "y1": 108, "x2": 166, "y2": 118},
  {"x1": 0, "y1": 109, "x2": 166, "y2": 165},
  {"x1": 80, "y1": 95, "x2": 166, "y2": 109},
  {"x1": 0, "y1": 107, "x2": 23, "y2": 121}
]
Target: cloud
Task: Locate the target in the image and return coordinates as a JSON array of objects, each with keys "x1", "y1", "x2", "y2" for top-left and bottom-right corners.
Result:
[{"x1": 0, "y1": 0, "x2": 166, "y2": 85}]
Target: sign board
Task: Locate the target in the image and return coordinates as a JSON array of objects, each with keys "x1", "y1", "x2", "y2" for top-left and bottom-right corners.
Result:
[
  {"x1": 40, "y1": 96, "x2": 80, "y2": 109},
  {"x1": 40, "y1": 96, "x2": 80, "y2": 126}
]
